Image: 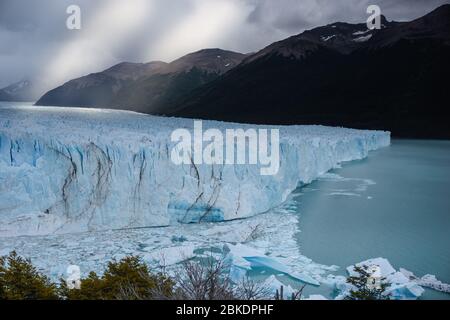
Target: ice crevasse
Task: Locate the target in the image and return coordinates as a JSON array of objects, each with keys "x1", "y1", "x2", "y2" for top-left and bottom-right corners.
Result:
[{"x1": 0, "y1": 107, "x2": 390, "y2": 237}]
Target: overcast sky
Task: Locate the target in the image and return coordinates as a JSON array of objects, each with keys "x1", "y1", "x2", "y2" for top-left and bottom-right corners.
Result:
[{"x1": 1, "y1": 0, "x2": 449, "y2": 92}]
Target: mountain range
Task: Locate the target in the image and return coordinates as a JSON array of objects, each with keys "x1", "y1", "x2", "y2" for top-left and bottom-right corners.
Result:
[
  {"x1": 36, "y1": 49, "x2": 246, "y2": 114},
  {"x1": 34, "y1": 4, "x2": 450, "y2": 138},
  {"x1": 0, "y1": 80, "x2": 39, "y2": 102}
]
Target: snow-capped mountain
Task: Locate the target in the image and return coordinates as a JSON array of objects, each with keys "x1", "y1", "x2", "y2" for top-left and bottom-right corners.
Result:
[
  {"x1": 242, "y1": 15, "x2": 394, "y2": 63},
  {"x1": 169, "y1": 5, "x2": 450, "y2": 139},
  {"x1": 0, "y1": 79, "x2": 40, "y2": 102}
]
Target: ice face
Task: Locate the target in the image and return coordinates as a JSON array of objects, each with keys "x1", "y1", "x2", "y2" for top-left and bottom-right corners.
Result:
[{"x1": 0, "y1": 106, "x2": 390, "y2": 237}]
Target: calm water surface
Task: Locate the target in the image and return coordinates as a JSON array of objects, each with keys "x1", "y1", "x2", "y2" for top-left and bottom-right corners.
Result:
[{"x1": 296, "y1": 140, "x2": 450, "y2": 299}]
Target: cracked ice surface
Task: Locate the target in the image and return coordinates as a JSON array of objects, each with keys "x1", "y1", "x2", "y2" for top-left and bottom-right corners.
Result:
[
  {"x1": 0, "y1": 195, "x2": 337, "y2": 284},
  {"x1": 0, "y1": 106, "x2": 390, "y2": 237}
]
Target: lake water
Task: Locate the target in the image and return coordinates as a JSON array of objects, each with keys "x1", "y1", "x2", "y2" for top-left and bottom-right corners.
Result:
[{"x1": 295, "y1": 139, "x2": 450, "y2": 299}]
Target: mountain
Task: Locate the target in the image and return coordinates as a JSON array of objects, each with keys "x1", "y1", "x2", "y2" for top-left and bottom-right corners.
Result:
[
  {"x1": 0, "y1": 90, "x2": 11, "y2": 101},
  {"x1": 36, "y1": 61, "x2": 167, "y2": 111},
  {"x1": 36, "y1": 49, "x2": 246, "y2": 113},
  {"x1": 0, "y1": 80, "x2": 39, "y2": 102},
  {"x1": 169, "y1": 5, "x2": 450, "y2": 138}
]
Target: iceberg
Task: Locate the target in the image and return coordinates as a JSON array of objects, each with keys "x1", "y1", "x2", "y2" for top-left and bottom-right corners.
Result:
[
  {"x1": 346, "y1": 257, "x2": 396, "y2": 277},
  {"x1": 385, "y1": 282, "x2": 425, "y2": 300},
  {"x1": 262, "y1": 275, "x2": 296, "y2": 300},
  {"x1": 332, "y1": 258, "x2": 425, "y2": 300},
  {"x1": 0, "y1": 106, "x2": 390, "y2": 237},
  {"x1": 400, "y1": 268, "x2": 450, "y2": 294},
  {"x1": 223, "y1": 243, "x2": 320, "y2": 286},
  {"x1": 304, "y1": 294, "x2": 328, "y2": 300},
  {"x1": 142, "y1": 244, "x2": 196, "y2": 266}
]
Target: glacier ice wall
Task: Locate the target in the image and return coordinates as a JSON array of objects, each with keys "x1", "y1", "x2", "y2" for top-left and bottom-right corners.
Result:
[{"x1": 0, "y1": 106, "x2": 390, "y2": 237}]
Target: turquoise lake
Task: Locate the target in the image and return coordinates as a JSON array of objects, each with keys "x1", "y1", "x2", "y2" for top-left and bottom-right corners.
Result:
[{"x1": 295, "y1": 139, "x2": 450, "y2": 299}]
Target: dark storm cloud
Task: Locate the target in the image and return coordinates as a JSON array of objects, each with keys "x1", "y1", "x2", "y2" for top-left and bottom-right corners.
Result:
[
  {"x1": 245, "y1": 0, "x2": 450, "y2": 33},
  {"x1": 0, "y1": 0, "x2": 449, "y2": 92}
]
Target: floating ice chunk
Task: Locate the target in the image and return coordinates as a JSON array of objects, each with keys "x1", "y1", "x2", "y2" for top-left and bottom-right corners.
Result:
[
  {"x1": 143, "y1": 244, "x2": 196, "y2": 266},
  {"x1": 347, "y1": 257, "x2": 396, "y2": 277},
  {"x1": 223, "y1": 243, "x2": 320, "y2": 286},
  {"x1": 386, "y1": 271, "x2": 409, "y2": 284},
  {"x1": 224, "y1": 243, "x2": 265, "y2": 257},
  {"x1": 400, "y1": 268, "x2": 450, "y2": 294},
  {"x1": 228, "y1": 265, "x2": 249, "y2": 284},
  {"x1": 385, "y1": 282, "x2": 424, "y2": 299},
  {"x1": 318, "y1": 172, "x2": 345, "y2": 180},
  {"x1": 288, "y1": 271, "x2": 320, "y2": 286},
  {"x1": 262, "y1": 275, "x2": 295, "y2": 299},
  {"x1": 419, "y1": 275, "x2": 450, "y2": 293},
  {"x1": 327, "y1": 192, "x2": 361, "y2": 197},
  {"x1": 304, "y1": 294, "x2": 328, "y2": 300},
  {"x1": 399, "y1": 268, "x2": 415, "y2": 279},
  {"x1": 323, "y1": 275, "x2": 353, "y2": 300},
  {"x1": 346, "y1": 258, "x2": 425, "y2": 300}
]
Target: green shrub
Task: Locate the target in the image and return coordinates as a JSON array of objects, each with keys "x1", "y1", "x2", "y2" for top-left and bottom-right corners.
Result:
[
  {"x1": 0, "y1": 251, "x2": 58, "y2": 300},
  {"x1": 60, "y1": 256, "x2": 174, "y2": 300}
]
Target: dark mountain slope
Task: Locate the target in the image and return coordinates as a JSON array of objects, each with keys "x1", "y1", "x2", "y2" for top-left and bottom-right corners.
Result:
[
  {"x1": 170, "y1": 5, "x2": 450, "y2": 138},
  {"x1": 35, "y1": 61, "x2": 167, "y2": 110},
  {"x1": 0, "y1": 90, "x2": 11, "y2": 101},
  {"x1": 36, "y1": 49, "x2": 246, "y2": 113},
  {"x1": 112, "y1": 49, "x2": 245, "y2": 114}
]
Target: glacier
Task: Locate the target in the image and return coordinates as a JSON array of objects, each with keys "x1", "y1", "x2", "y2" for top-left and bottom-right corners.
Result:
[{"x1": 0, "y1": 105, "x2": 390, "y2": 237}]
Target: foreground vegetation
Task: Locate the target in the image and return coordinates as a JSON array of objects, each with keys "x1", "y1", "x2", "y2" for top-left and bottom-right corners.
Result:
[
  {"x1": 0, "y1": 251, "x2": 274, "y2": 300},
  {"x1": 0, "y1": 251, "x2": 387, "y2": 300}
]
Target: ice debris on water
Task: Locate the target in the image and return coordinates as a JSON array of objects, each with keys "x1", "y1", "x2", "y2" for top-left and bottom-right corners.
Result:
[
  {"x1": 223, "y1": 243, "x2": 320, "y2": 286},
  {"x1": 326, "y1": 257, "x2": 450, "y2": 300}
]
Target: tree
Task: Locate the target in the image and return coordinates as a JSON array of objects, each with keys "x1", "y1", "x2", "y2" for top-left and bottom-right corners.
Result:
[
  {"x1": 345, "y1": 265, "x2": 390, "y2": 300},
  {"x1": 60, "y1": 256, "x2": 174, "y2": 300},
  {"x1": 0, "y1": 251, "x2": 58, "y2": 300},
  {"x1": 174, "y1": 258, "x2": 235, "y2": 300}
]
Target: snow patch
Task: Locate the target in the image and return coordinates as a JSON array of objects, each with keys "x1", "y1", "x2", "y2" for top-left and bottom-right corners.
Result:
[
  {"x1": 353, "y1": 30, "x2": 371, "y2": 36},
  {"x1": 321, "y1": 35, "x2": 336, "y2": 42},
  {"x1": 353, "y1": 34, "x2": 373, "y2": 42}
]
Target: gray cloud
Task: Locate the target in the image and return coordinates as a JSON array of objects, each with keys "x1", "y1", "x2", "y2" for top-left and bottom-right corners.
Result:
[
  {"x1": 246, "y1": 0, "x2": 450, "y2": 32},
  {"x1": 0, "y1": 0, "x2": 449, "y2": 92}
]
